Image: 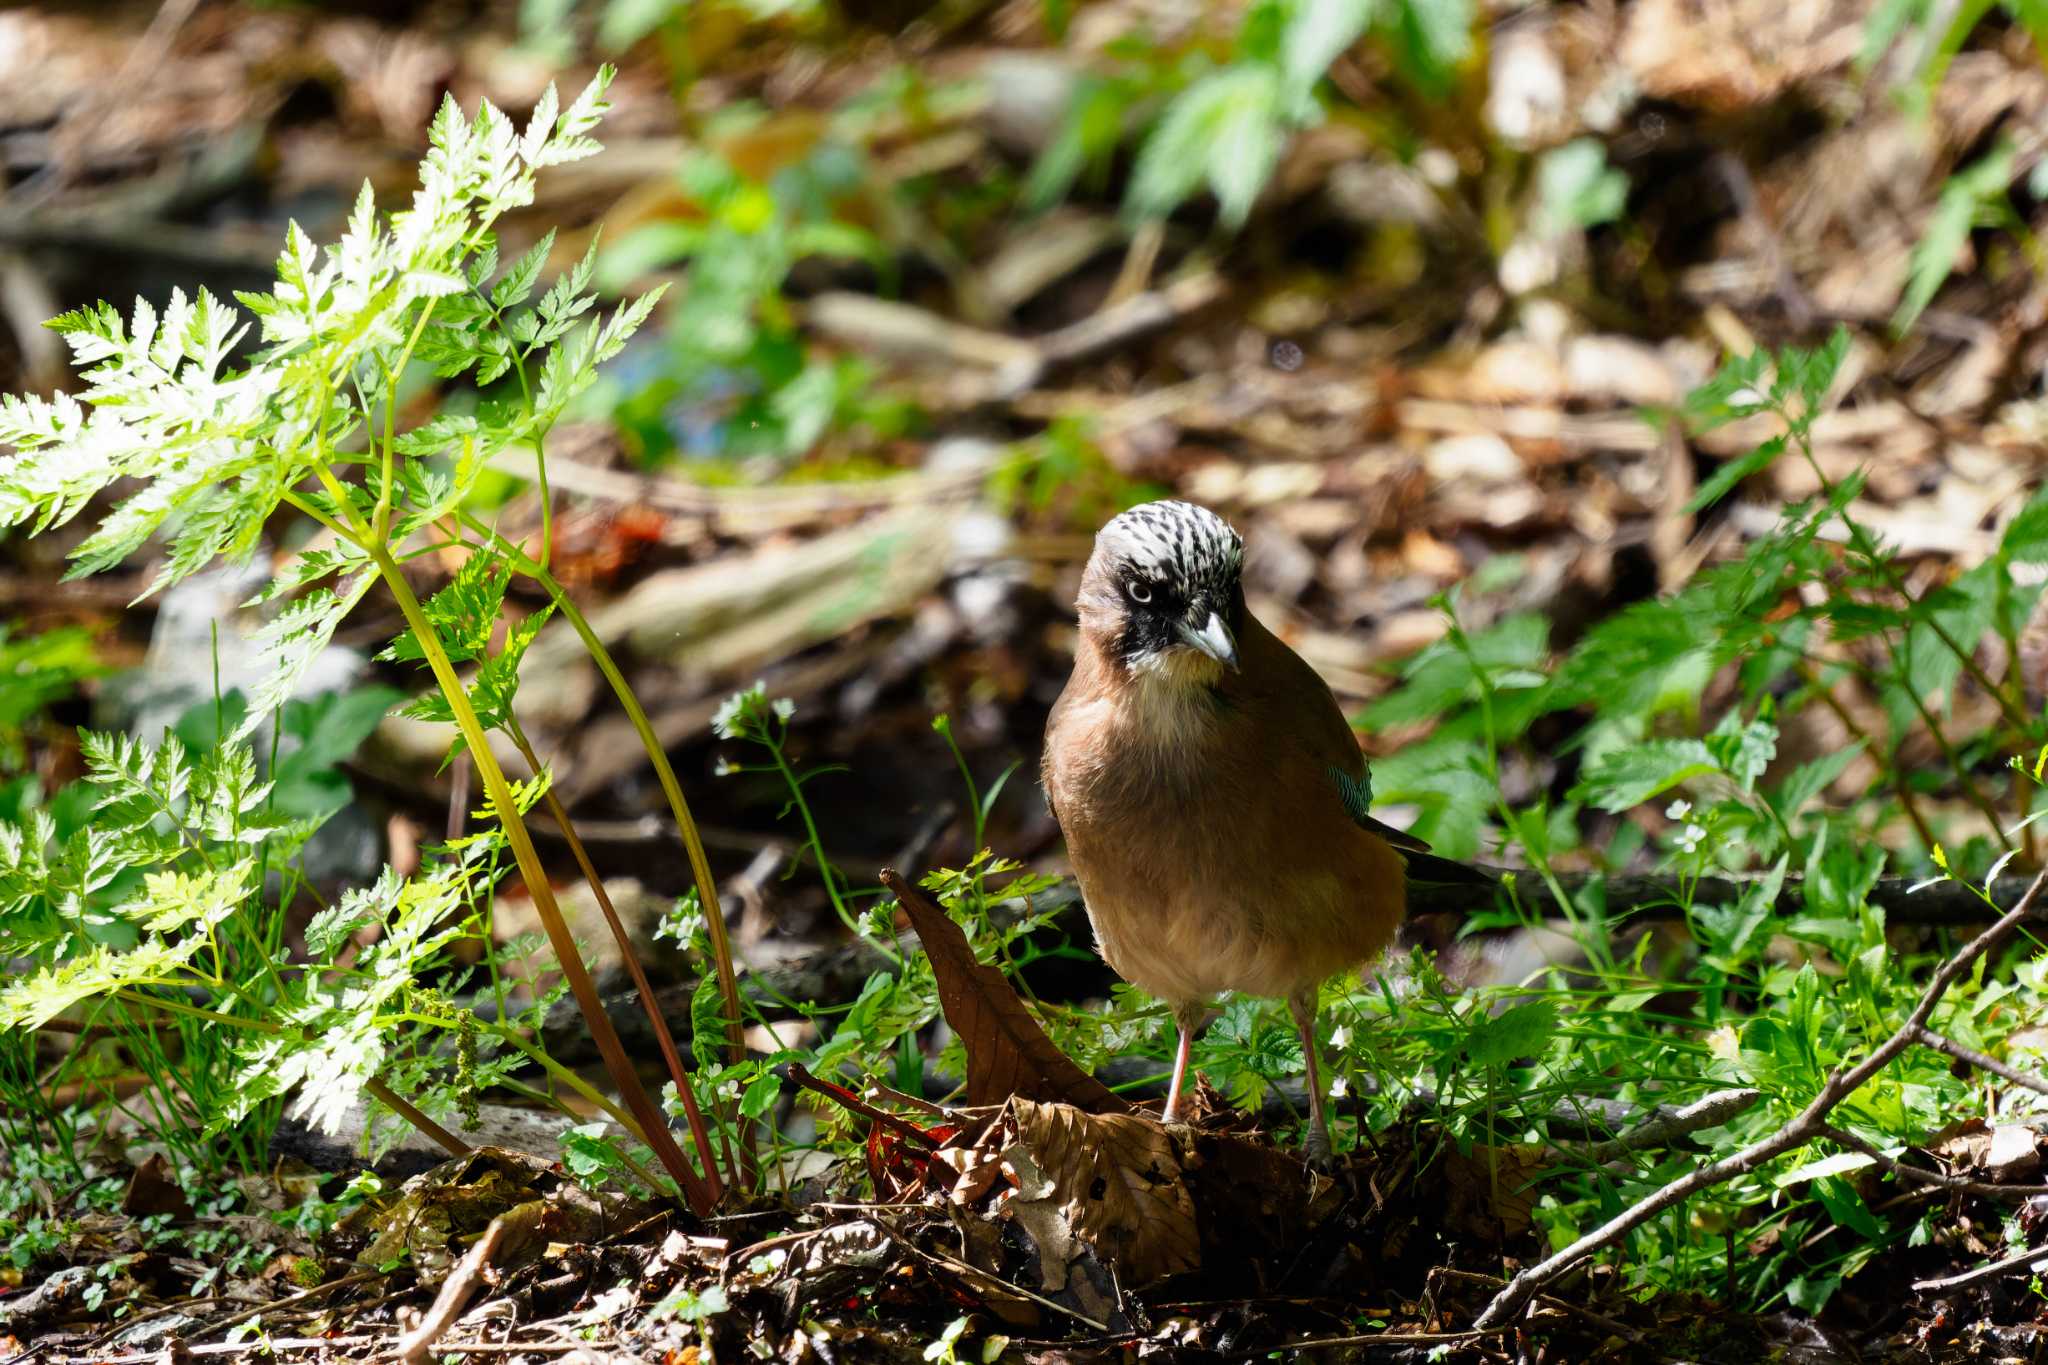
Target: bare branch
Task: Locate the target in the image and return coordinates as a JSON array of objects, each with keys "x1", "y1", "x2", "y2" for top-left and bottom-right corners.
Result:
[
  {"x1": 1821, "y1": 1126, "x2": 2048, "y2": 1200},
  {"x1": 1409, "y1": 869, "x2": 2044, "y2": 929},
  {"x1": 1577, "y1": 1088, "x2": 1763, "y2": 1164},
  {"x1": 1914, "y1": 1242, "x2": 2048, "y2": 1292},
  {"x1": 1910, "y1": 1026, "x2": 2048, "y2": 1099}
]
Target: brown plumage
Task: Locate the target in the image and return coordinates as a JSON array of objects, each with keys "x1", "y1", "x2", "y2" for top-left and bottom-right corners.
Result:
[{"x1": 1042, "y1": 499, "x2": 1418, "y2": 1159}]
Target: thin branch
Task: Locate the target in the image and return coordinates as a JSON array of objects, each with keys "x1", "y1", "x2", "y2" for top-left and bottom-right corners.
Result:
[
  {"x1": 1821, "y1": 1126, "x2": 2048, "y2": 1200},
  {"x1": 1408, "y1": 868, "x2": 2043, "y2": 928},
  {"x1": 509, "y1": 721, "x2": 723, "y2": 1203},
  {"x1": 1910, "y1": 1026, "x2": 2048, "y2": 1099},
  {"x1": 1473, "y1": 869, "x2": 2048, "y2": 1331},
  {"x1": 398, "y1": 1219, "x2": 506, "y2": 1365},
  {"x1": 1914, "y1": 1241, "x2": 2048, "y2": 1292},
  {"x1": 1576, "y1": 1088, "x2": 1762, "y2": 1165},
  {"x1": 783, "y1": 1062, "x2": 939, "y2": 1148},
  {"x1": 364, "y1": 1078, "x2": 468, "y2": 1160}
]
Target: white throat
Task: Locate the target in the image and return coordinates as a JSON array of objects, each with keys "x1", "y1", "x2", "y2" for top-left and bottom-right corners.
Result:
[{"x1": 1122, "y1": 650, "x2": 1224, "y2": 754}]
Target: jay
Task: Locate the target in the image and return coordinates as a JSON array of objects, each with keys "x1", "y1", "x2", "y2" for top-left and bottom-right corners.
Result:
[{"x1": 1042, "y1": 499, "x2": 1432, "y2": 1161}]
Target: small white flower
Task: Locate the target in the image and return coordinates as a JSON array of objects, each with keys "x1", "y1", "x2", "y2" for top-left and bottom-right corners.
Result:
[
  {"x1": 1676, "y1": 822, "x2": 1706, "y2": 854},
  {"x1": 1665, "y1": 799, "x2": 1691, "y2": 820},
  {"x1": 1329, "y1": 1025, "x2": 1352, "y2": 1051},
  {"x1": 1728, "y1": 386, "x2": 1767, "y2": 409},
  {"x1": 1328, "y1": 1075, "x2": 1349, "y2": 1100}
]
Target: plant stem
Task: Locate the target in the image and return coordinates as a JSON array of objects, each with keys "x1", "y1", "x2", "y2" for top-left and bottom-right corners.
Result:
[
  {"x1": 104, "y1": 992, "x2": 470, "y2": 1160},
  {"x1": 361, "y1": 539, "x2": 713, "y2": 1213},
  {"x1": 363, "y1": 1078, "x2": 469, "y2": 1159},
  {"x1": 1800, "y1": 443, "x2": 2031, "y2": 738},
  {"x1": 508, "y1": 719, "x2": 723, "y2": 1202},
  {"x1": 374, "y1": 300, "x2": 439, "y2": 540},
  {"x1": 1793, "y1": 658, "x2": 1940, "y2": 851},
  {"x1": 458, "y1": 512, "x2": 745, "y2": 1067}
]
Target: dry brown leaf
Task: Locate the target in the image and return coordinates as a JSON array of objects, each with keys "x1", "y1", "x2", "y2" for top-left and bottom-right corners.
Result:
[
  {"x1": 882, "y1": 868, "x2": 1126, "y2": 1112},
  {"x1": 121, "y1": 1152, "x2": 193, "y2": 1220},
  {"x1": 1003, "y1": 1099, "x2": 1200, "y2": 1289},
  {"x1": 1442, "y1": 1142, "x2": 1545, "y2": 1245}
]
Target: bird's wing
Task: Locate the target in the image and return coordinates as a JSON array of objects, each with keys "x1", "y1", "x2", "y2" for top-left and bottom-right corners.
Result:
[
  {"x1": 1242, "y1": 611, "x2": 1436, "y2": 854},
  {"x1": 1329, "y1": 765, "x2": 1432, "y2": 853}
]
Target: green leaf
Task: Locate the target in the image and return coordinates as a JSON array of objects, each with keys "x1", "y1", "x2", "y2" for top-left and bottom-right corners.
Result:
[
  {"x1": 739, "y1": 1070, "x2": 781, "y2": 1119},
  {"x1": 1773, "y1": 1149, "x2": 1878, "y2": 1187},
  {"x1": 1463, "y1": 1000, "x2": 1559, "y2": 1066},
  {"x1": 1896, "y1": 144, "x2": 2013, "y2": 334},
  {"x1": 650, "y1": 1281, "x2": 728, "y2": 1323},
  {"x1": 1025, "y1": 78, "x2": 1129, "y2": 211},
  {"x1": 1280, "y1": 0, "x2": 1374, "y2": 110},
  {"x1": 1705, "y1": 713, "x2": 1777, "y2": 792},
  {"x1": 1770, "y1": 742, "x2": 1867, "y2": 820},
  {"x1": 1128, "y1": 66, "x2": 1286, "y2": 228},
  {"x1": 1737, "y1": 1016, "x2": 1812, "y2": 1093},
  {"x1": 1570, "y1": 739, "x2": 1718, "y2": 812},
  {"x1": 689, "y1": 970, "x2": 726, "y2": 1073},
  {"x1": 380, "y1": 554, "x2": 513, "y2": 665},
  {"x1": 1694, "y1": 858, "x2": 1784, "y2": 962},
  {"x1": 1385, "y1": 0, "x2": 1471, "y2": 94},
  {"x1": 2001, "y1": 483, "x2": 2048, "y2": 563},
  {"x1": 237, "y1": 576, "x2": 377, "y2": 743},
  {"x1": 1537, "y1": 139, "x2": 1627, "y2": 234},
  {"x1": 1687, "y1": 434, "x2": 1786, "y2": 513}
]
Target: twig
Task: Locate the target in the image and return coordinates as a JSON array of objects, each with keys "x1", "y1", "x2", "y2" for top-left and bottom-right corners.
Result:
[
  {"x1": 398, "y1": 1220, "x2": 506, "y2": 1365},
  {"x1": 1435, "y1": 1268, "x2": 1644, "y2": 1345},
  {"x1": 1576, "y1": 1088, "x2": 1762, "y2": 1164},
  {"x1": 1279, "y1": 1330, "x2": 1489, "y2": 1348},
  {"x1": 863, "y1": 1215, "x2": 1111, "y2": 1333},
  {"x1": 1911, "y1": 1026, "x2": 2048, "y2": 1099},
  {"x1": 1820, "y1": 1126, "x2": 2048, "y2": 1199},
  {"x1": 1913, "y1": 1241, "x2": 2048, "y2": 1292},
  {"x1": 364, "y1": 1078, "x2": 469, "y2": 1160},
  {"x1": 1473, "y1": 869, "x2": 2048, "y2": 1330},
  {"x1": 1408, "y1": 868, "x2": 2045, "y2": 928},
  {"x1": 782, "y1": 1062, "x2": 939, "y2": 1148},
  {"x1": 173, "y1": 1270, "x2": 384, "y2": 1346}
]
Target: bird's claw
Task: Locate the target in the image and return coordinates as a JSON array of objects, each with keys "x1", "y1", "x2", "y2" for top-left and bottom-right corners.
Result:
[{"x1": 1302, "y1": 1126, "x2": 1336, "y2": 1174}]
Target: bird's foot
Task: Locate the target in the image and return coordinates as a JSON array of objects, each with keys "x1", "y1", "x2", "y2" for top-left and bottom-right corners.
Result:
[{"x1": 1302, "y1": 1123, "x2": 1336, "y2": 1173}]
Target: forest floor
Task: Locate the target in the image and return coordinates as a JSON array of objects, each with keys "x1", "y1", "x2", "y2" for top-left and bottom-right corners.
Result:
[{"x1": 6, "y1": 0, "x2": 2048, "y2": 1360}]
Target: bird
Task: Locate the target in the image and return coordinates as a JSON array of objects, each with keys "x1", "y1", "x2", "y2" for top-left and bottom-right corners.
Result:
[{"x1": 1041, "y1": 498, "x2": 1438, "y2": 1162}]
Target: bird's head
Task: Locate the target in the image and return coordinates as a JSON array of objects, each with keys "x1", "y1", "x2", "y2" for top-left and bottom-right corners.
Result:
[{"x1": 1077, "y1": 500, "x2": 1245, "y2": 687}]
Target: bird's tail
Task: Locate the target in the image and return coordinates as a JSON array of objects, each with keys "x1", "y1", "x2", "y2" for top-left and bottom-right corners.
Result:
[{"x1": 1398, "y1": 849, "x2": 1500, "y2": 889}]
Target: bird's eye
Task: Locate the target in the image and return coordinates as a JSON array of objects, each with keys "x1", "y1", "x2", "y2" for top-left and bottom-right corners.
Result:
[{"x1": 1127, "y1": 580, "x2": 1153, "y2": 604}]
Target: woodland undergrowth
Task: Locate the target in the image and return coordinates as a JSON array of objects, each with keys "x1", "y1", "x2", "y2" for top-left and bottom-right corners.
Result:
[{"x1": 3, "y1": 25, "x2": 2048, "y2": 1335}]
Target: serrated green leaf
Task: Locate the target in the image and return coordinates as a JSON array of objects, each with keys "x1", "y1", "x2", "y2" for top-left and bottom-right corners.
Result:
[
  {"x1": 1687, "y1": 434, "x2": 1786, "y2": 513},
  {"x1": 690, "y1": 970, "x2": 726, "y2": 1074},
  {"x1": 1571, "y1": 739, "x2": 1719, "y2": 812}
]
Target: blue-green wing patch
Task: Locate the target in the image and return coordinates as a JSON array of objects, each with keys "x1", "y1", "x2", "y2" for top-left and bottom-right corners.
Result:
[
  {"x1": 1331, "y1": 763, "x2": 1438, "y2": 857},
  {"x1": 1330, "y1": 765, "x2": 1373, "y2": 826}
]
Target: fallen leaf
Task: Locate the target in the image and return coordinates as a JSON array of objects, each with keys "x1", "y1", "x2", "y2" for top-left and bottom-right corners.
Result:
[
  {"x1": 882, "y1": 868, "x2": 1126, "y2": 1112},
  {"x1": 122, "y1": 1152, "x2": 193, "y2": 1220},
  {"x1": 1003, "y1": 1099, "x2": 1199, "y2": 1288}
]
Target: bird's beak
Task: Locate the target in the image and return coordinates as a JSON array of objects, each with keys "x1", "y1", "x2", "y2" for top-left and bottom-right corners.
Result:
[{"x1": 1177, "y1": 611, "x2": 1239, "y2": 671}]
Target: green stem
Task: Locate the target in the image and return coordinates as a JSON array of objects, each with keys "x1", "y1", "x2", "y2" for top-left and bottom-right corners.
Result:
[
  {"x1": 1800, "y1": 444, "x2": 2030, "y2": 737},
  {"x1": 458, "y1": 512, "x2": 746, "y2": 1067},
  {"x1": 508, "y1": 719, "x2": 724, "y2": 1201},
  {"x1": 769, "y1": 743, "x2": 894, "y2": 962},
  {"x1": 362, "y1": 538, "x2": 713, "y2": 1212},
  {"x1": 376, "y1": 300, "x2": 439, "y2": 540}
]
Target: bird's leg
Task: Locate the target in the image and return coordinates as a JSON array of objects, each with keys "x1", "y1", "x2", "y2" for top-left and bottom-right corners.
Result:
[
  {"x1": 1161, "y1": 1001, "x2": 1205, "y2": 1124},
  {"x1": 1287, "y1": 989, "x2": 1334, "y2": 1165}
]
